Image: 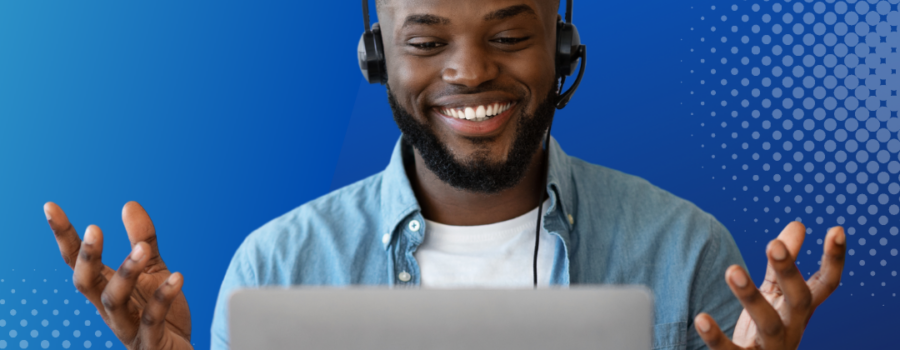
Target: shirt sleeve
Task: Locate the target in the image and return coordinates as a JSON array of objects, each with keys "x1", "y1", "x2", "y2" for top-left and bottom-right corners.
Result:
[
  {"x1": 686, "y1": 217, "x2": 747, "y2": 350},
  {"x1": 210, "y1": 241, "x2": 259, "y2": 350}
]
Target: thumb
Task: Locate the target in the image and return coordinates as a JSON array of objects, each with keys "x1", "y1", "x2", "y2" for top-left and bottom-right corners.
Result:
[{"x1": 140, "y1": 273, "x2": 186, "y2": 348}]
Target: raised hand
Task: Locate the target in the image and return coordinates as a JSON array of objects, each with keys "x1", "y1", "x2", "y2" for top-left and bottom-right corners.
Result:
[
  {"x1": 44, "y1": 201, "x2": 193, "y2": 350},
  {"x1": 693, "y1": 222, "x2": 846, "y2": 350}
]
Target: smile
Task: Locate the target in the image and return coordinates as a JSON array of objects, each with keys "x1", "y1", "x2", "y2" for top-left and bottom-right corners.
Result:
[{"x1": 438, "y1": 102, "x2": 515, "y2": 122}]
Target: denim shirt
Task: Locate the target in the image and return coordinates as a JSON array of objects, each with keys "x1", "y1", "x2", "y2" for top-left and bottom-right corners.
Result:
[{"x1": 211, "y1": 136, "x2": 746, "y2": 350}]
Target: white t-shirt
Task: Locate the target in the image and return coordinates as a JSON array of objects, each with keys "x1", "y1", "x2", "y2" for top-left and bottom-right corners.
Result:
[{"x1": 415, "y1": 200, "x2": 556, "y2": 288}]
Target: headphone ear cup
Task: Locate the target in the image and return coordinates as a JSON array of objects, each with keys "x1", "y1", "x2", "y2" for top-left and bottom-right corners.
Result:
[
  {"x1": 358, "y1": 23, "x2": 388, "y2": 84},
  {"x1": 555, "y1": 20, "x2": 581, "y2": 77},
  {"x1": 358, "y1": 32, "x2": 373, "y2": 81}
]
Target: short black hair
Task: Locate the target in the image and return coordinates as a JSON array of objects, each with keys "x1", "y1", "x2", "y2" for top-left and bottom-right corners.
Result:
[{"x1": 375, "y1": 0, "x2": 560, "y2": 13}]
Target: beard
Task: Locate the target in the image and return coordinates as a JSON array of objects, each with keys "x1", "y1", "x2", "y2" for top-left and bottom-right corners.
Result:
[{"x1": 388, "y1": 84, "x2": 558, "y2": 194}]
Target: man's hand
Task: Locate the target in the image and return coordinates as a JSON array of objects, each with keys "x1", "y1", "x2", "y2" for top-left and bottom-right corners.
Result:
[
  {"x1": 693, "y1": 222, "x2": 846, "y2": 350},
  {"x1": 44, "y1": 201, "x2": 193, "y2": 350}
]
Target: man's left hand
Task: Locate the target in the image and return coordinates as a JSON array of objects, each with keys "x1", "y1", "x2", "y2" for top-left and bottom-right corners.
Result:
[{"x1": 694, "y1": 221, "x2": 846, "y2": 350}]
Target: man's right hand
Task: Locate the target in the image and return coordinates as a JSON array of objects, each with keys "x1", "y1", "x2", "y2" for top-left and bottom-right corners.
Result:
[{"x1": 44, "y1": 201, "x2": 193, "y2": 350}]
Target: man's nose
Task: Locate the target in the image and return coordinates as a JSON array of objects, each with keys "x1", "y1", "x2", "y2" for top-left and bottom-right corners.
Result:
[{"x1": 440, "y1": 42, "x2": 500, "y2": 88}]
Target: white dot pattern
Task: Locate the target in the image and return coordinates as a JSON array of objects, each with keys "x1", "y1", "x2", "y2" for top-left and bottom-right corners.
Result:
[
  {"x1": 0, "y1": 270, "x2": 122, "y2": 349},
  {"x1": 692, "y1": 0, "x2": 899, "y2": 297}
]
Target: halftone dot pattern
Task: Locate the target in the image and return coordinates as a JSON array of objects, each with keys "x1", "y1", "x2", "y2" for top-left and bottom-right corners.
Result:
[
  {"x1": 690, "y1": 0, "x2": 899, "y2": 299},
  {"x1": 0, "y1": 270, "x2": 121, "y2": 349}
]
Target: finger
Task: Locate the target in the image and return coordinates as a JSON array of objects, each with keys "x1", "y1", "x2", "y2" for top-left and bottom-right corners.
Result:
[
  {"x1": 775, "y1": 221, "x2": 807, "y2": 255},
  {"x1": 122, "y1": 201, "x2": 167, "y2": 269},
  {"x1": 100, "y1": 242, "x2": 150, "y2": 340},
  {"x1": 72, "y1": 226, "x2": 111, "y2": 316},
  {"x1": 808, "y1": 226, "x2": 846, "y2": 308},
  {"x1": 726, "y1": 265, "x2": 786, "y2": 346},
  {"x1": 767, "y1": 239, "x2": 812, "y2": 325},
  {"x1": 693, "y1": 313, "x2": 741, "y2": 350},
  {"x1": 44, "y1": 202, "x2": 82, "y2": 268},
  {"x1": 140, "y1": 273, "x2": 185, "y2": 349},
  {"x1": 761, "y1": 221, "x2": 806, "y2": 293}
]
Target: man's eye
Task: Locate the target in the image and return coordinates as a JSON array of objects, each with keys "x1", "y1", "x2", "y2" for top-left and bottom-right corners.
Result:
[
  {"x1": 409, "y1": 41, "x2": 445, "y2": 50},
  {"x1": 493, "y1": 37, "x2": 530, "y2": 45}
]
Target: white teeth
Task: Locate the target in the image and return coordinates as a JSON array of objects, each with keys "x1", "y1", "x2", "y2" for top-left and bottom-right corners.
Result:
[
  {"x1": 442, "y1": 102, "x2": 513, "y2": 121},
  {"x1": 465, "y1": 107, "x2": 476, "y2": 120}
]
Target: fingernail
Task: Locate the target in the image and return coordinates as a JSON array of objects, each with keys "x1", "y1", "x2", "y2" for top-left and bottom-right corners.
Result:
[
  {"x1": 83, "y1": 228, "x2": 96, "y2": 245},
  {"x1": 167, "y1": 273, "x2": 182, "y2": 285},
  {"x1": 730, "y1": 269, "x2": 748, "y2": 288},
  {"x1": 695, "y1": 316, "x2": 711, "y2": 333},
  {"x1": 130, "y1": 244, "x2": 145, "y2": 261},
  {"x1": 772, "y1": 242, "x2": 787, "y2": 261},
  {"x1": 44, "y1": 210, "x2": 51, "y2": 221},
  {"x1": 835, "y1": 230, "x2": 846, "y2": 245}
]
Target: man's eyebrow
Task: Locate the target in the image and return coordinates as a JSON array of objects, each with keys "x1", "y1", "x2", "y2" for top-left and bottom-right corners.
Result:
[
  {"x1": 402, "y1": 14, "x2": 451, "y2": 28},
  {"x1": 483, "y1": 4, "x2": 537, "y2": 21}
]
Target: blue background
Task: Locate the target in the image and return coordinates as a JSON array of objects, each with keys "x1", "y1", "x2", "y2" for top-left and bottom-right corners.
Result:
[{"x1": 0, "y1": 0, "x2": 895, "y2": 349}]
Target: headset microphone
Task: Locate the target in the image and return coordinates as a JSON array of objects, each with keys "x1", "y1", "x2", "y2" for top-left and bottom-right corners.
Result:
[{"x1": 358, "y1": 0, "x2": 586, "y2": 288}]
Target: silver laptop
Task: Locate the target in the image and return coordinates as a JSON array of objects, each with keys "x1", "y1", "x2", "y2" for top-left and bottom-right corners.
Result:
[{"x1": 230, "y1": 287, "x2": 653, "y2": 350}]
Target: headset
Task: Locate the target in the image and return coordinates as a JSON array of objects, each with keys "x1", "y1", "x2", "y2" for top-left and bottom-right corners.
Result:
[
  {"x1": 358, "y1": 0, "x2": 586, "y2": 109},
  {"x1": 359, "y1": 0, "x2": 586, "y2": 288}
]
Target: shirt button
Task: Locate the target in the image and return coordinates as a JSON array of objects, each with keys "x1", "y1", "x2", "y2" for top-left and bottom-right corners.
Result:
[
  {"x1": 568, "y1": 214, "x2": 575, "y2": 225},
  {"x1": 382, "y1": 234, "x2": 391, "y2": 244},
  {"x1": 408, "y1": 220, "x2": 421, "y2": 232},
  {"x1": 398, "y1": 271, "x2": 411, "y2": 282}
]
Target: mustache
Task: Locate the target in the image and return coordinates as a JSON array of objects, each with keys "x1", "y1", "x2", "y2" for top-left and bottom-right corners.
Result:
[{"x1": 426, "y1": 82, "x2": 527, "y2": 100}]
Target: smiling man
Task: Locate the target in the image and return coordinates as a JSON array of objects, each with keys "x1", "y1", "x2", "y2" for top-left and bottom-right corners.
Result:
[{"x1": 42, "y1": 1, "x2": 847, "y2": 350}]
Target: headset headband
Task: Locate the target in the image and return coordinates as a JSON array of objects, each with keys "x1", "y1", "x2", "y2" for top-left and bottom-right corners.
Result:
[{"x1": 362, "y1": 0, "x2": 372, "y2": 33}]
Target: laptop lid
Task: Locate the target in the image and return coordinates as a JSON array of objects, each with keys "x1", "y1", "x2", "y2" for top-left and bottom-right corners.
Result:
[{"x1": 230, "y1": 287, "x2": 653, "y2": 350}]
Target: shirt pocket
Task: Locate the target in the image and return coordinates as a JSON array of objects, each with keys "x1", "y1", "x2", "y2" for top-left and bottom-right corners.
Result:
[{"x1": 653, "y1": 322, "x2": 687, "y2": 350}]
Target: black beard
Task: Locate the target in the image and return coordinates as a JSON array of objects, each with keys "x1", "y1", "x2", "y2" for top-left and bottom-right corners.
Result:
[{"x1": 388, "y1": 86, "x2": 557, "y2": 194}]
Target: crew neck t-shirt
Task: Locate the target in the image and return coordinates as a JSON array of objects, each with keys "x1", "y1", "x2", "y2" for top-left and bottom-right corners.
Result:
[{"x1": 416, "y1": 200, "x2": 555, "y2": 288}]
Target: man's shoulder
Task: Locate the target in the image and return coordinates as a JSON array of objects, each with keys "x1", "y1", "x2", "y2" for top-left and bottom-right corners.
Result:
[
  {"x1": 564, "y1": 156, "x2": 733, "y2": 258},
  {"x1": 240, "y1": 171, "x2": 388, "y2": 252},
  {"x1": 569, "y1": 157, "x2": 714, "y2": 222}
]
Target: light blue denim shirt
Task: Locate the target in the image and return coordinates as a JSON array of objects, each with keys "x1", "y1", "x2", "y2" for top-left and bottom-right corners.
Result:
[{"x1": 211, "y1": 136, "x2": 746, "y2": 350}]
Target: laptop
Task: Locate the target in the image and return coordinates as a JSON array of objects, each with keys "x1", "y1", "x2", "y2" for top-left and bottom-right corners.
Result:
[{"x1": 229, "y1": 287, "x2": 653, "y2": 350}]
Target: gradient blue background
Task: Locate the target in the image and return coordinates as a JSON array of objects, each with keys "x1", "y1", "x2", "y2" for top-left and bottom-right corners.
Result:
[{"x1": 0, "y1": 0, "x2": 894, "y2": 349}]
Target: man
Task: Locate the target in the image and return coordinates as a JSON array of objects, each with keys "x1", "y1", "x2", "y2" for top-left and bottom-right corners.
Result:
[{"x1": 42, "y1": 1, "x2": 847, "y2": 349}]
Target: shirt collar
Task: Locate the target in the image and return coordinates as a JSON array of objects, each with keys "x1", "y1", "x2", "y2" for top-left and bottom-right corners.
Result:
[
  {"x1": 379, "y1": 137, "x2": 422, "y2": 242},
  {"x1": 545, "y1": 136, "x2": 577, "y2": 231},
  {"x1": 379, "y1": 135, "x2": 578, "y2": 248}
]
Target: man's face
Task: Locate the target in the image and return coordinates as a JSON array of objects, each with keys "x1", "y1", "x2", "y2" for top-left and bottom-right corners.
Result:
[{"x1": 378, "y1": 0, "x2": 560, "y2": 193}]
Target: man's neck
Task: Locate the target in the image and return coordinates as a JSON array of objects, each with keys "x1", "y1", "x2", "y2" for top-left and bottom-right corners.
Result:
[{"x1": 406, "y1": 144, "x2": 546, "y2": 226}]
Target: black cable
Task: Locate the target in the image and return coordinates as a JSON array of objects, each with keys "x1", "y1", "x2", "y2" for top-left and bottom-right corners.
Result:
[
  {"x1": 533, "y1": 0, "x2": 573, "y2": 284},
  {"x1": 532, "y1": 122, "x2": 553, "y2": 288}
]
